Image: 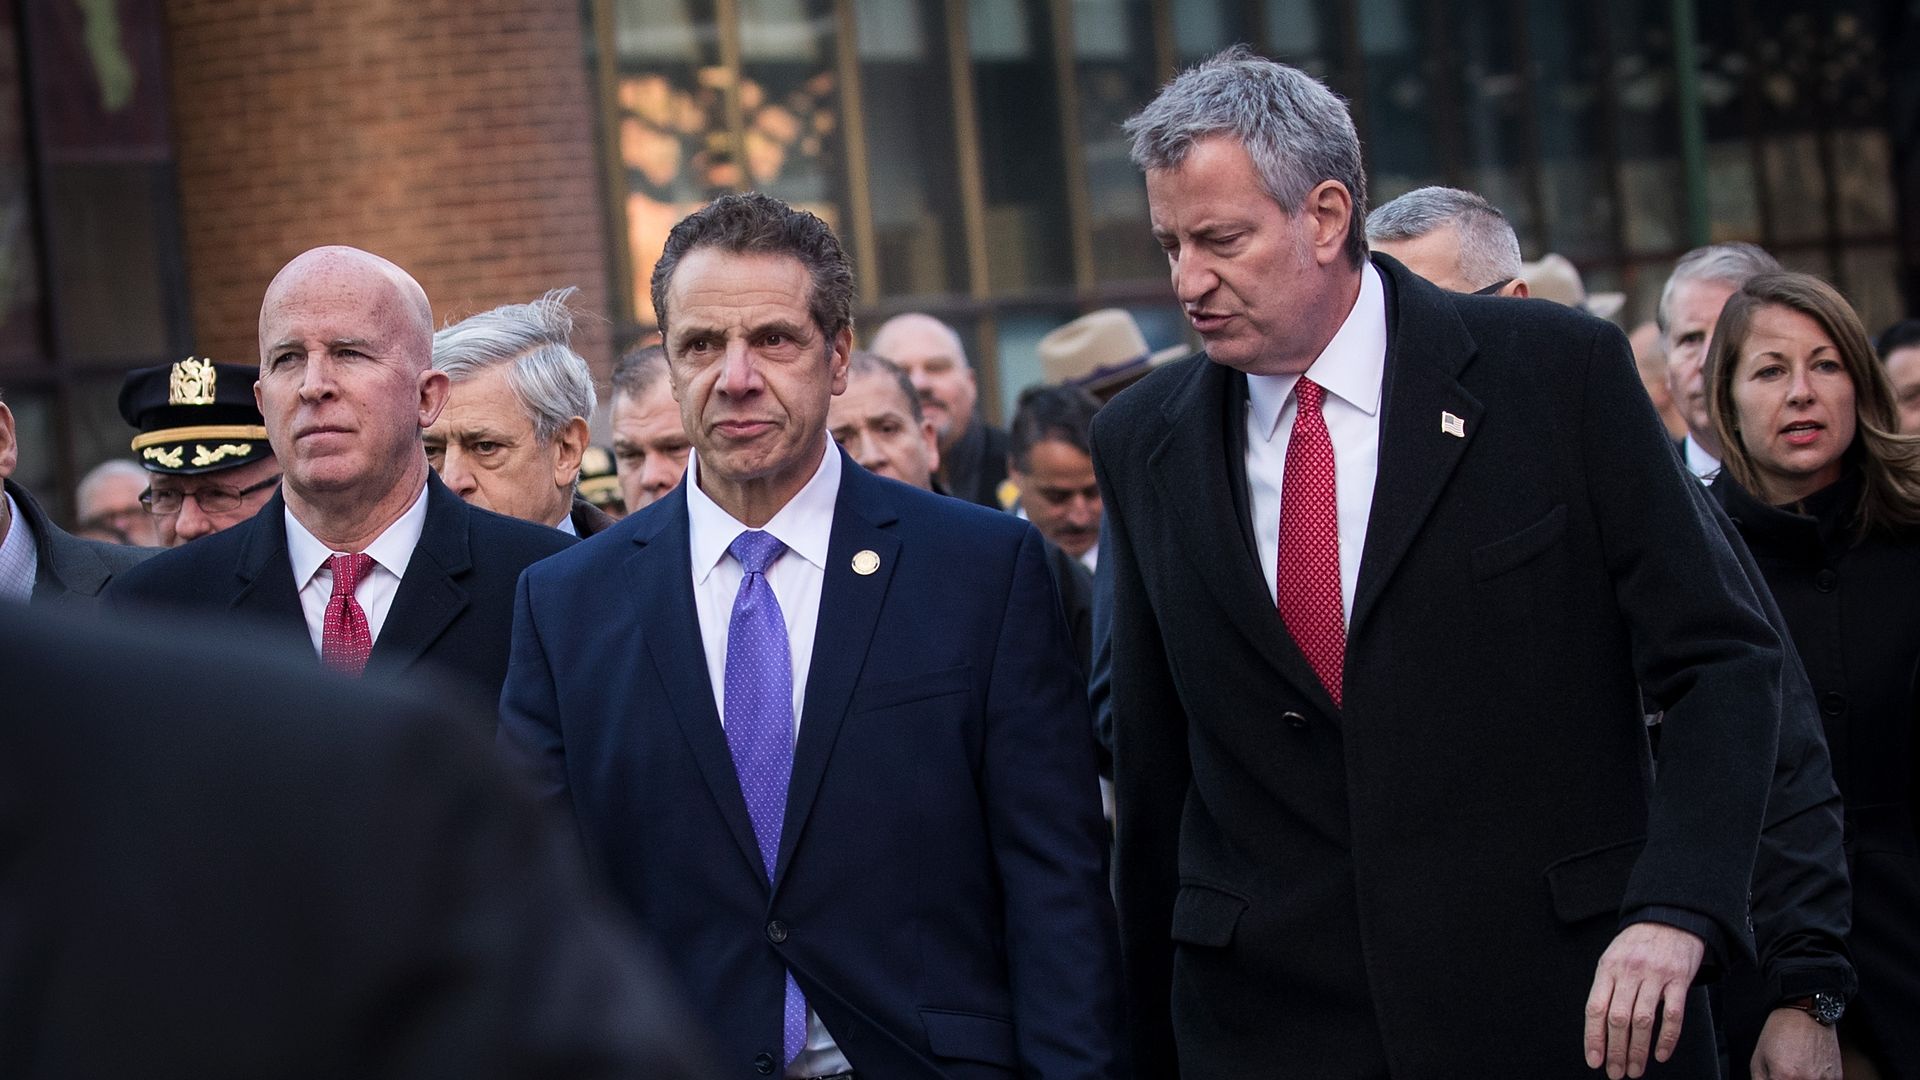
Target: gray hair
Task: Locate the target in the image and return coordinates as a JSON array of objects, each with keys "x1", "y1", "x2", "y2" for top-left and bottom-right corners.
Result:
[
  {"x1": 1125, "y1": 45, "x2": 1368, "y2": 268},
  {"x1": 611, "y1": 343, "x2": 668, "y2": 402},
  {"x1": 1657, "y1": 243, "x2": 1781, "y2": 334},
  {"x1": 433, "y1": 288, "x2": 595, "y2": 442},
  {"x1": 77, "y1": 459, "x2": 149, "y2": 506},
  {"x1": 1366, "y1": 186, "x2": 1521, "y2": 290}
]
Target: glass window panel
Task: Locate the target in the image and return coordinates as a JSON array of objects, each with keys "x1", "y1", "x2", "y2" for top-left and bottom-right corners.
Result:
[
  {"x1": 1690, "y1": 0, "x2": 1759, "y2": 243},
  {"x1": 1527, "y1": 2, "x2": 1616, "y2": 262},
  {"x1": 1172, "y1": 1, "x2": 1256, "y2": 65},
  {"x1": 1760, "y1": 134, "x2": 1828, "y2": 245},
  {"x1": 1447, "y1": 0, "x2": 1537, "y2": 248},
  {"x1": 612, "y1": 0, "x2": 725, "y2": 324},
  {"x1": 1834, "y1": 129, "x2": 1895, "y2": 236},
  {"x1": 1608, "y1": 0, "x2": 1684, "y2": 256},
  {"x1": 855, "y1": 0, "x2": 967, "y2": 298},
  {"x1": 1072, "y1": 0, "x2": 1160, "y2": 283},
  {"x1": 1127, "y1": 302, "x2": 1192, "y2": 360},
  {"x1": 1776, "y1": 245, "x2": 1833, "y2": 282},
  {"x1": 1840, "y1": 246, "x2": 1902, "y2": 338},
  {"x1": 1359, "y1": 0, "x2": 1441, "y2": 199},
  {"x1": 993, "y1": 307, "x2": 1079, "y2": 417},
  {"x1": 971, "y1": 0, "x2": 1072, "y2": 291},
  {"x1": 738, "y1": 0, "x2": 845, "y2": 220}
]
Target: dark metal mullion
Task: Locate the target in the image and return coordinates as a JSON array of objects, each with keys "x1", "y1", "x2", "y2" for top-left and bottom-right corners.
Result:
[
  {"x1": 1508, "y1": 0, "x2": 1550, "y2": 253},
  {"x1": 1814, "y1": 17, "x2": 1847, "y2": 289}
]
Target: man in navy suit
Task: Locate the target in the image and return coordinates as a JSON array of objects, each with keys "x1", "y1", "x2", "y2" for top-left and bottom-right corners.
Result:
[
  {"x1": 499, "y1": 193, "x2": 1121, "y2": 1079},
  {"x1": 108, "y1": 246, "x2": 573, "y2": 723}
]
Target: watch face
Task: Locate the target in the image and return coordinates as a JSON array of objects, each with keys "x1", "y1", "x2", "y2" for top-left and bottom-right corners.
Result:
[{"x1": 1811, "y1": 992, "x2": 1846, "y2": 1025}]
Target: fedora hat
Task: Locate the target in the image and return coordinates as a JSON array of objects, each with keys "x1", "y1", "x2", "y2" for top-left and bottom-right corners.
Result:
[
  {"x1": 1519, "y1": 253, "x2": 1625, "y2": 320},
  {"x1": 1038, "y1": 308, "x2": 1188, "y2": 398}
]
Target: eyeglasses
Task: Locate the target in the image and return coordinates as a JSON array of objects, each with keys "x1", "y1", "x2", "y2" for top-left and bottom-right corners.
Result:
[
  {"x1": 1472, "y1": 278, "x2": 1514, "y2": 296},
  {"x1": 140, "y1": 473, "x2": 282, "y2": 515}
]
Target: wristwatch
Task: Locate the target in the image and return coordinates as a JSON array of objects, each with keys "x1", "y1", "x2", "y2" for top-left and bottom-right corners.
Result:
[{"x1": 1783, "y1": 992, "x2": 1846, "y2": 1027}]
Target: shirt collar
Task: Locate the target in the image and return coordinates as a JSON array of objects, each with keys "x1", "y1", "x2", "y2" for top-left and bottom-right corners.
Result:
[
  {"x1": 556, "y1": 511, "x2": 578, "y2": 537},
  {"x1": 0, "y1": 490, "x2": 39, "y2": 602},
  {"x1": 285, "y1": 480, "x2": 430, "y2": 587},
  {"x1": 1683, "y1": 434, "x2": 1721, "y2": 479},
  {"x1": 1246, "y1": 261, "x2": 1388, "y2": 440},
  {"x1": 687, "y1": 437, "x2": 841, "y2": 585}
]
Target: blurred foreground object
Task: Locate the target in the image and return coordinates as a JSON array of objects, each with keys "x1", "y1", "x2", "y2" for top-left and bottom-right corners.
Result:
[{"x1": 0, "y1": 604, "x2": 715, "y2": 1080}]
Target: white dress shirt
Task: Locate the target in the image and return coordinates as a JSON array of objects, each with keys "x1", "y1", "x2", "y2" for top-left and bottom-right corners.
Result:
[
  {"x1": 1078, "y1": 544, "x2": 1098, "y2": 574},
  {"x1": 1246, "y1": 260, "x2": 1388, "y2": 621},
  {"x1": 556, "y1": 512, "x2": 578, "y2": 537},
  {"x1": 285, "y1": 482, "x2": 429, "y2": 654},
  {"x1": 1682, "y1": 434, "x2": 1721, "y2": 480},
  {"x1": 684, "y1": 437, "x2": 850, "y2": 1078},
  {"x1": 0, "y1": 491, "x2": 39, "y2": 603}
]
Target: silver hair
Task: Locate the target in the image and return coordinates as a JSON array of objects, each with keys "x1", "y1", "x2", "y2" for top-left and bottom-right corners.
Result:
[
  {"x1": 432, "y1": 288, "x2": 595, "y2": 442},
  {"x1": 1366, "y1": 186, "x2": 1521, "y2": 290},
  {"x1": 1657, "y1": 243, "x2": 1781, "y2": 334},
  {"x1": 77, "y1": 459, "x2": 149, "y2": 505},
  {"x1": 1124, "y1": 45, "x2": 1368, "y2": 268}
]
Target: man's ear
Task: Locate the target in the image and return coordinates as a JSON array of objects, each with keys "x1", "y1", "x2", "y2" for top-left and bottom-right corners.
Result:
[
  {"x1": 1501, "y1": 279, "x2": 1530, "y2": 299},
  {"x1": 921, "y1": 418, "x2": 940, "y2": 477},
  {"x1": 0, "y1": 400, "x2": 16, "y2": 481},
  {"x1": 417, "y1": 368, "x2": 451, "y2": 428},
  {"x1": 553, "y1": 416, "x2": 590, "y2": 488},
  {"x1": 1305, "y1": 179, "x2": 1355, "y2": 266}
]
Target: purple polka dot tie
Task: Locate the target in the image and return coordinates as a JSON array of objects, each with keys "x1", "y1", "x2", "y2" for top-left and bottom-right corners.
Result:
[{"x1": 723, "y1": 529, "x2": 807, "y2": 1067}]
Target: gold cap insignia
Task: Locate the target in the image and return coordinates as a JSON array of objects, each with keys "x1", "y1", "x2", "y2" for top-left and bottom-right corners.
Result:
[{"x1": 169, "y1": 357, "x2": 218, "y2": 406}]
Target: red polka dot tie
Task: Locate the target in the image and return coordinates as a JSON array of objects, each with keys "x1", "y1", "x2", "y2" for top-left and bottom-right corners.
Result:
[
  {"x1": 1278, "y1": 378, "x2": 1345, "y2": 707},
  {"x1": 320, "y1": 552, "x2": 375, "y2": 677}
]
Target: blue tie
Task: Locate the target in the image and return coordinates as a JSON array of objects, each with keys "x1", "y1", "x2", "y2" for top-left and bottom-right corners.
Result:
[{"x1": 724, "y1": 529, "x2": 807, "y2": 1066}]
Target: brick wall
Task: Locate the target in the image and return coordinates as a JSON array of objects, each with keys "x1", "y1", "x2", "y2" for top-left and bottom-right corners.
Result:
[{"x1": 164, "y1": 0, "x2": 615, "y2": 382}]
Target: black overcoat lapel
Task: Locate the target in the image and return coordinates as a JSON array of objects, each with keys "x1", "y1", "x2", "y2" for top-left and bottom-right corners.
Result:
[{"x1": 370, "y1": 477, "x2": 471, "y2": 671}]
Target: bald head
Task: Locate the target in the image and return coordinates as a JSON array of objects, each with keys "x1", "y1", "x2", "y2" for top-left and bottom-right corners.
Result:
[
  {"x1": 260, "y1": 246, "x2": 434, "y2": 372},
  {"x1": 869, "y1": 313, "x2": 976, "y2": 449}
]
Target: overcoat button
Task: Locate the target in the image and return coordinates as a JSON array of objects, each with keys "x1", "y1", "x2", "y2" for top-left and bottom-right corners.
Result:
[
  {"x1": 1281, "y1": 711, "x2": 1308, "y2": 729},
  {"x1": 753, "y1": 1051, "x2": 775, "y2": 1074},
  {"x1": 767, "y1": 920, "x2": 789, "y2": 944}
]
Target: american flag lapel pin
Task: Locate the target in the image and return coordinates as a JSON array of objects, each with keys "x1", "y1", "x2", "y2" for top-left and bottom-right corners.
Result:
[{"x1": 1441, "y1": 411, "x2": 1466, "y2": 438}]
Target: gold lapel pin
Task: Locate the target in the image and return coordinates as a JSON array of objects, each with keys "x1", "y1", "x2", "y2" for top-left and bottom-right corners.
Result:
[
  {"x1": 1441, "y1": 411, "x2": 1466, "y2": 438},
  {"x1": 851, "y1": 549, "x2": 881, "y2": 576}
]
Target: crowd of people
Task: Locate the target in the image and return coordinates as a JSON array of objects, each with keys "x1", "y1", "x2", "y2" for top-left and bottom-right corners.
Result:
[{"x1": 3, "y1": 44, "x2": 1917, "y2": 1080}]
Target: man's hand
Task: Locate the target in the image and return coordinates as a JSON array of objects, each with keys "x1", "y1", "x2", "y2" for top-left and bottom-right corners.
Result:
[
  {"x1": 1750, "y1": 1007, "x2": 1840, "y2": 1079},
  {"x1": 1583, "y1": 922, "x2": 1706, "y2": 1078}
]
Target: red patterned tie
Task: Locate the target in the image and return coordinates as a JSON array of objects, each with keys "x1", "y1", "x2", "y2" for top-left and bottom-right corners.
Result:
[
  {"x1": 1277, "y1": 377, "x2": 1345, "y2": 707},
  {"x1": 321, "y1": 552, "x2": 376, "y2": 677}
]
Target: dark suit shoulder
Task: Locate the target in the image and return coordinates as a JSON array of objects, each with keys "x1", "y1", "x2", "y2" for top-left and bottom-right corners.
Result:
[
  {"x1": 104, "y1": 514, "x2": 255, "y2": 605},
  {"x1": 459, "y1": 499, "x2": 576, "y2": 563},
  {"x1": 1096, "y1": 353, "x2": 1211, "y2": 429}
]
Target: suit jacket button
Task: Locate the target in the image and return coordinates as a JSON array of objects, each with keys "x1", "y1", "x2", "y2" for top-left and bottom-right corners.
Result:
[
  {"x1": 1281, "y1": 711, "x2": 1308, "y2": 729},
  {"x1": 752, "y1": 1051, "x2": 775, "y2": 1074},
  {"x1": 767, "y1": 920, "x2": 789, "y2": 944},
  {"x1": 1815, "y1": 569, "x2": 1838, "y2": 592},
  {"x1": 1821, "y1": 691, "x2": 1845, "y2": 718}
]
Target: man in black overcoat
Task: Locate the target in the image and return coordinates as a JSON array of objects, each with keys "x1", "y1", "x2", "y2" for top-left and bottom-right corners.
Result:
[
  {"x1": 1096, "y1": 49, "x2": 1787, "y2": 1078},
  {"x1": 107, "y1": 246, "x2": 572, "y2": 724}
]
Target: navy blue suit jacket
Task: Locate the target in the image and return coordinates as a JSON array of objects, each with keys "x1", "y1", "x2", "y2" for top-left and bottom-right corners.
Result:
[{"x1": 499, "y1": 452, "x2": 1123, "y2": 1080}]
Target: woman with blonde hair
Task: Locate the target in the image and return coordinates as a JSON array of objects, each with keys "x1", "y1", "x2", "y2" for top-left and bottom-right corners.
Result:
[{"x1": 1706, "y1": 270, "x2": 1920, "y2": 1079}]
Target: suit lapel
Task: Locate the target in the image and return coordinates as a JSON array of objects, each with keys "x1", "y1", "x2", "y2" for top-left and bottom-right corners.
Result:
[
  {"x1": 626, "y1": 488, "x2": 768, "y2": 883},
  {"x1": 773, "y1": 461, "x2": 900, "y2": 889},
  {"x1": 8, "y1": 481, "x2": 111, "y2": 600},
  {"x1": 1147, "y1": 360, "x2": 1339, "y2": 715},
  {"x1": 371, "y1": 476, "x2": 471, "y2": 671},
  {"x1": 1350, "y1": 259, "x2": 1482, "y2": 636},
  {"x1": 230, "y1": 491, "x2": 309, "y2": 633}
]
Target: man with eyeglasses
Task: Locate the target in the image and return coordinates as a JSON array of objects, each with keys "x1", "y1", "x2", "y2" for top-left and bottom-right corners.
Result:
[{"x1": 118, "y1": 358, "x2": 283, "y2": 546}]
